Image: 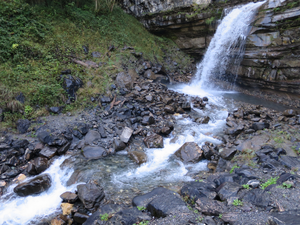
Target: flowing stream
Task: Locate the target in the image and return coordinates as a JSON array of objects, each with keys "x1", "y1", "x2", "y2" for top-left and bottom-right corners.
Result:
[{"x1": 0, "y1": 1, "x2": 266, "y2": 224}]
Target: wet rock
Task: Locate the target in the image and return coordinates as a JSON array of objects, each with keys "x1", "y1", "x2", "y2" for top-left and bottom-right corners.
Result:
[
  {"x1": 203, "y1": 97, "x2": 208, "y2": 101},
  {"x1": 113, "y1": 139, "x2": 126, "y2": 151},
  {"x1": 141, "y1": 115, "x2": 155, "y2": 125},
  {"x1": 116, "y1": 72, "x2": 133, "y2": 89},
  {"x1": 164, "y1": 105, "x2": 175, "y2": 114},
  {"x1": 84, "y1": 130, "x2": 100, "y2": 145},
  {"x1": 181, "y1": 102, "x2": 191, "y2": 111},
  {"x1": 60, "y1": 191, "x2": 78, "y2": 203},
  {"x1": 196, "y1": 116, "x2": 210, "y2": 124},
  {"x1": 14, "y1": 174, "x2": 51, "y2": 197},
  {"x1": 181, "y1": 181, "x2": 217, "y2": 201},
  {"x1": 144, "y1": 69, "x2": 156, "y2": 80},
  {"x1": 120, "y1": 127, "x2": 133, "y2": 143},
  {"x1": 128, "y1": 151, "x2": 147, "y2": 165},
  {"x1": 16, "y1": 119, "x2": 31, "y2": 134},
  {"x1": 110, "y1": 207, "x2": 151, "y2": 225},
  {"x1": 195, "y1": 197, "x2": 226, "y2": 216},
  {"x1": 225, "y1": 124, "x2": 244, "y2": 135},
  {"x1": 216, "y1": 182, "x2": 241, "y2": 201},
  {"x1": 242, "y1": 189, "x2": 270, "y2": 207},
  {"x1": 57, "y1": 142, "x2": 71, "y2": 155},
  {"x1": 73, "y1": 212, "x2": 89, "y2": 224},
  {"x1": 283, "y1": 109, "x2": 297, "y2": 117},
  {"x1": 82, "y1": 146, "x2": 107, "y2": 159},
  {"x1": 144, "y1": 134, "x2": 164, "y2": 148},
  {"x1": 175, "y1": 142, "x2": 203, "y2": 163},
  {"x1": 77, "y1": 182, "x2": 105, "y2": 209},
  {"x1": 39, "y1": 146, "x2": 57, "y2": 159},
  {"x1": 27, "y1": 157, "x2": 48, "y2": 175},
  {"x1": 252, "y1": 122, "x2": 270, "y2": 131}
]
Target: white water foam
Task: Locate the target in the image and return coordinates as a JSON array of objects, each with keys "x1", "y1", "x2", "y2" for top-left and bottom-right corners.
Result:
[{"x1": 0, "y1": 157, "x2": 76, "y2": 225}]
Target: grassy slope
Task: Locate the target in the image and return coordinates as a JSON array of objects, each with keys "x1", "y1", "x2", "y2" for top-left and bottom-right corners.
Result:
[{"x1": 0, "y1": 1, "x2": 191, "y2": 129}]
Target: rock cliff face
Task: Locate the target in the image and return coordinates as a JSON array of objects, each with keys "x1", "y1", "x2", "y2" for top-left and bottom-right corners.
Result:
[{"x1": 122, "y1": 0, "x2": 300, "y2": 98}]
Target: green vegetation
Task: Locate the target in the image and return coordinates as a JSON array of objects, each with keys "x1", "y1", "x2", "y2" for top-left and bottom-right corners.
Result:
[
  {"x1": 137, "y1": 206, "x2": 146, "y2": 211},
  {"x1": 231, "y1": 148, "x2": 257, "y2": 168},
  {"x1": 260, "y1": 177, "x2": 279, "y2": 190},
  {"x1": 0, "y1": 0, "x2": 191, "y2": 130},
  {"x1": 277, "y1": 182, "x2": 293, "y2": 189},
  {"x1": 219, "y1": 214, "x2": 223, "y2": 219},
  {"x1": 232, "y1": 199, "x2": 243, "y2": 206},
  {"x1": 100, "y1": 213, "x2": 109, "y2": 221},
  {"x1": 133, "y1": 221, "x2": 149, "y2": 225},
  {"x1": 205, "y1": 17, "x2": 215, "y2": 25},
  {"x1": 242, "y1": 184, "x2": 250, "y2": 190},
  {"x1": 229, "y1": 165, "x2": 240, "y2": 174}
]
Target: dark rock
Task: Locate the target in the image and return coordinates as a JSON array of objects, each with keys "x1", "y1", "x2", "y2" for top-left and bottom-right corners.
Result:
[
  {"x1": 61, "y1": 69, "x2": 71, "y2": 75},
  {"x1": 16, "y1": 92, "x2": 25, "y2": 104},
  {"x1": 39, "y1": 146, "x2": 57, "y2": 159},
  {"x1": 164, "y1": 105, "x2": 175, "y2": 114},
  {"x1": 220, "y1": 148, "x2": 237, "y2": 160},
  {"x1": 16, "y1": 119, "x2": 31, "y2": 134},
  {"x1": 0, "y1": 143, "x2": 11, "y2": 151},
  {"x1": 73, "y1": 212, "x2": 89, "y2": 224},
  {"x1": 196, "y1": 116, "x2": 210, "y2": 124},
  {"x1": 213, "y1": 174, "x2": 240, "y2": 187},
  {"x1": 57, "y1": 142, "x2": 71, "y2": 155},
  {"x1": 203, "y1": 97, "x2": 208, "y2": 101},
  {"x1": 277, "y1": 173, "x2": 296, "y2": 185},
  {"x1": 37, "y1": 130, "x2": 52, "y2": 145},
  {"x1": 77, "y1": 182, "x2": 105, "y2": 209},
  {"x1": 195, "y1": 197, "x2": 226, "y2": 216},
  {"x1": 12, "y1": 139, "x2": 29, "y2": 150},
  {"x1": 14, "y1": 174, "x2": 51, "y2": 197},
  {"x1": 225, "y1": 125, "x2": 244, "y2": 135},
  {"x1": 283, "y1": 109, "x2": 297, "y2": 117},
  {"x1": 215, "y1": 158, "x2": 229, "y2": 172},
  {"x1": 0, "y1": 108, "x2": 3, "y2": 122},
  {"x1": 76, "y1": 123, "x2": 89, "y2": 135},
  {"x1": 28, "y1": 157, "x2": 48, "y2": 175},
  {"x1": 268, "y1": 210, "x2": 300, "y2": 225},
  {"x1": 181, "y1": 181, "x2": 217, "y2": 201},
  {"x1": 116, "y1": 72, "x2": 133, "y2": 89},
  {"x1": 113, "y1": 139, "x2": 126, "y2": 151},
  {"x1": 48, "y1": 135, "x2": 68, "y2": 147},
  {"x1": 60, "y1": 191, "x2": 78, "y2": 203},
  {"x1": 242, "y1": 189, "x2": 270, "y2": 207},
  {"x1": 63, "y1": 75, "x2": 83, "y2": 102},
  {"x1": 100, "y1": 96, "x2": 111, "y2": 103},
  {"x1": 175, "y1": 142, "x2": 203, "y2": 163},
  {"x1": 279, "y1": 156, "x2": 300, "y2": 170},
  {"x1": 82, "y1": 45, "x2": 89, "y2": 54},
  {"x1": 152, "y1": 64, "x2": 167, "y2": 75},
  {"x1": 128, "y1": 151, "x2": 147, "y2": 165},
  {"x1": 110, "y1": 207, "x2": 151, "y2": 225},
  {"x1": 82, "y1": 146, "x2": 107, "y2": 159},
  {"x1": 98, "y1": 125, "x2": 107, "y2": 138},
  {"x1": 141, "y1": 115, "x2": 155, "y2": 125},
  {"x1": 181, "y1": 102, "x2": 191, "y2": 111},
  {"x1": 252, "y1": 122, "x2": 270, "y2": 131},
  {"x1": 133, "y1": 187, "x2": 174, "y2": 207},
  {"x1": 216, "y1": 182, "x2": 241, "y2": 201},
  {"x1": 143, "y1": 134, "x2": 164, "y2": 148}
]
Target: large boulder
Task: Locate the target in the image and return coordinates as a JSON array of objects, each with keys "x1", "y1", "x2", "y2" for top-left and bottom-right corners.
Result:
[
  {"x1": 116, "y1": 72, "x2": 133, "y2": 89},
  {"x1": 77, "y1": 182, "x2": 105, "y2": 209},
  {"x1": 27, "y1": 157, "x2": 49, "y2": 175},
  {"x1": 175, "y1": 142, "x2": 203, "y2": 163},
  {"x1": 14, "y1": 174, "x2": 52, "y2": 197},
  {"x1": 143, "y1": 134, "x2": 164, "y2": 148},
  {"x1": 82, "y1": 146, "x2": 107, "y2": 159},
  {"x1": 84, "y1": 130, "x2": 100, "y2": 145}
]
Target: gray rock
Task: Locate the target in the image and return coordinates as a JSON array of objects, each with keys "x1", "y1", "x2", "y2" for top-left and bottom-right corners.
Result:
[
  {"x1": 164, "y1": 105, "x2": 175, "y2": 114},
  {"x1": 247, "y1": 179, "x2": 260, "y2": 188},
  {"x1": 82, "y1": 146, "x2": 107, "y2": 159},
  {"x1": 216, "y1": 182, "x2": 241, "y2": 201},
  {"x1": 14, "y1": 174, "x2": 51, "y2": 197},
  {"x1": 77, "y1": 182, "x2": 105, "y2": 209},
  {"x1": 116, "y1": 72, "x2": 133, "y2": 89},
  {"x1": 60, "y1": 191, "x2": 78, "y2": 203},
  {"x1": 141, "y1": 115, "x2": 155, "y2": 125},
  {"x1": 120, "y1": 127, "x2": 133, "y2": 143},
  {"x1": 242, "y1": 189, "x2": 270, "y2": 207},
  {"x1": 220, "y1": 148, "x2": 237, "y2": 160},
  {"x1": 252, "y1": 122, "x2": 270, "y2": 131},
  {"x1": 39, "y1": 146, "x2": 57, "y2": 159},
  {"x1": 84, "y1": 130, "x2": 100, "y2": 145},
  {"x1": 49, "y1": 106, "x2": 62, "y2": 114},
  {"x1": 196, "y1": 197, "x2": 226, "y2": 216},
  {"x1": 268, "y1": 210, "x2": 300, "y2": 225},
  {"x1": 27, "y1": 157, "x2": 48, "y2": 175},
  {"x1": 181, "y1": 181, "x2": 217, "y2": 201},
  {"x1": 144, "y1": 69, "x2": 156, "y2": 80},
  {"x1": 175, "y1": 142, "x2": 203, "y2": 163},
  {"x1": 128, "y1": 151, "x2": 147, "y2": 165},
  {"x1": 91, "y1": 51, "x2": 101, "y2": 58},
  {"x1": 113, "y1": 139, "x2": 126, "y2": 151},
  {"x1": 110, "y1": 207, "x2": 151, "y2": 225},
  {"x1": 98, "y1": 125, "x2": 107, "y2": 138}
]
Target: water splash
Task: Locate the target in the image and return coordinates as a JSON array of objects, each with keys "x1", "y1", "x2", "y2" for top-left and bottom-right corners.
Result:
[
  {"x1": 0, "y1": 157, "x2": 76, "y2": 225},
  {"x1": 191, "y1": 1, "x2": 266, "y2": 90}
]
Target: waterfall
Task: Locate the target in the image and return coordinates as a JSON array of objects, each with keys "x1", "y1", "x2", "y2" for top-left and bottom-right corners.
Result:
[{"x1": 191, "y1": 1, "x2": 266, "y2": 90}]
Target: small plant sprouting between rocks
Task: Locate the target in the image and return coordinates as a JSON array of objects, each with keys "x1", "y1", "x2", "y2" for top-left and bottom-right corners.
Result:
[
  {"x1": 277, "y1": 182, "x2": 293, "y2": 189},
  {"x1": 133, "y1": 221, "x2": 149, "y2": 225},
  {"x1": 230, "y1": 165, "x2": 240, "y2": 174},
  {"x1": 242, "y1": 184, "x2": 250, "y2": 190},
  {"x1": 232, "y1": 199, "x2": 243, "y2": 206},
  {"x1": 100, "y1": 213, "x2": 109, "y2": 221},
  {"x1": 260, "y1": 177, "x2": 279, "y2": 190},
  {"x1": 137, "y1": 206, "x2": 146, "y2": 211},
  {"x1": 219, "y1": 214, "x2": 223, "y2": 219}
]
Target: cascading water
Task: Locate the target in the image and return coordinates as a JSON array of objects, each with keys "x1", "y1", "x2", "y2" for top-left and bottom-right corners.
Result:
[{"x1": 0, "y1": 2, "x2": 266, "y2": 224}]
